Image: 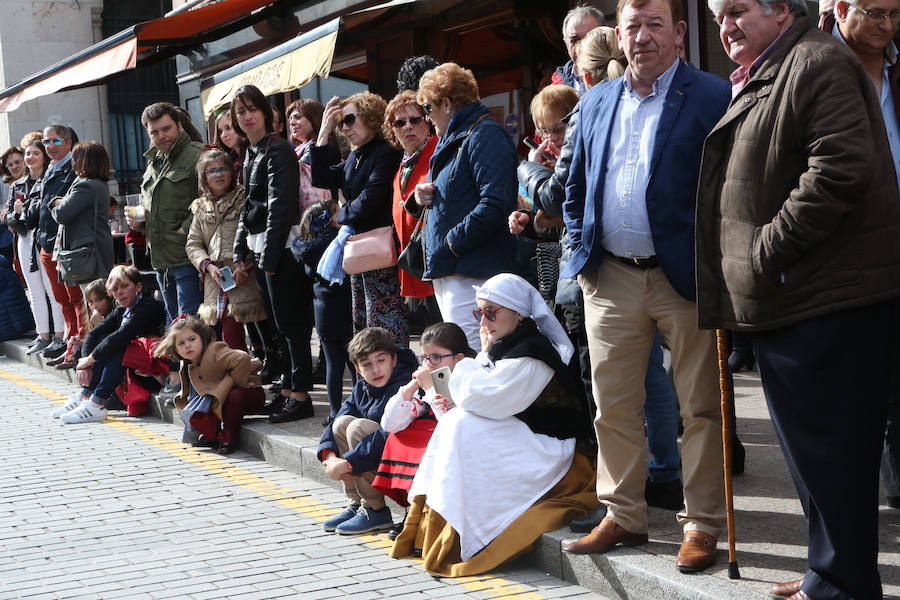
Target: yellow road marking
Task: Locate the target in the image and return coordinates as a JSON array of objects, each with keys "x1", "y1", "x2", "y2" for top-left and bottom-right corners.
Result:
[{"x1": 0, "y1": 366, "x2": 554, "y2": 600}]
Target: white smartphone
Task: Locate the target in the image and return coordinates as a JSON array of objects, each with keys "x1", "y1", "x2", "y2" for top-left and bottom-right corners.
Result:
[
  {"x1": 219, "y1": 265, "x2": 237, "y2": 292},
  {"x1": 431, "y1": 366, "x2": 452, "y2": 401}
]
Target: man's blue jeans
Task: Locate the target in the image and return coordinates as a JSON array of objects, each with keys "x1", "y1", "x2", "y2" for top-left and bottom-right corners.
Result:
[
  {"x1": 645, "y1": 330, "x2": 681, "y2": 483},
  {"x1": 156, "y1": 264, "x2": 203, "y2": 324}
]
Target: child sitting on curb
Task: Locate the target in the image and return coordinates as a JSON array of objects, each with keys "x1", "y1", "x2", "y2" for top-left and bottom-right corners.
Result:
[
  {"x1": 154, "y1": 314, "x2": 265, "y2": 454},
  {"x1": 56, "y1": 265, "x2": 166, "y2": 423},
  {"x1": 318, "y1": 327, "x2": 417, "y2": 535}
]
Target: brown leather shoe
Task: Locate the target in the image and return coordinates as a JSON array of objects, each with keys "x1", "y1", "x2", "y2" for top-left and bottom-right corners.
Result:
[
  {"x1": 771, "y1": 578, "x2": 804, "y2": 598},
  {"x1": 786, "y1": 592, "x2": 811, "y2": 600},
  {"x1": 561, "y1": 517, "x2": 648, "y2": 554},
  {"x1": 676, "y1": 530, "x2": 717, "y2": 573}
]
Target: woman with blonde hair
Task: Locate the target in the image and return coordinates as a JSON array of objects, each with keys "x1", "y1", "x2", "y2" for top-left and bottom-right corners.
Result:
[
  {"x1": 311, "y1": 91, "x2": 407, "y2": 346},
  {"x1": 575, "y1": 26, "x2": 627, "y2": 85}
]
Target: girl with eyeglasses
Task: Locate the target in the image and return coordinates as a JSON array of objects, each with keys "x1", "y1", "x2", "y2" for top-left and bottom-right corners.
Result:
[
  {"x1": 311, "y1": 92, "x2": 408, "y2": 347},
  {"x1": 185, "y1": 149, "x2": 266, "y2": 352},
  {"x1": 390, "y1": 273, "x2": 596, "y2": 576},
  {"x1": 374, "y1": 322, "x2": 474, "y2": 538},
  {"x1": 382, "y1": 90, "x2": 441, "y2": 326}
]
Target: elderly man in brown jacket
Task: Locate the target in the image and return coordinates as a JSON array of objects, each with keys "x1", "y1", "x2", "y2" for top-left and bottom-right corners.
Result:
[{"x1": 696, "y1": 0, "x2": 900, "y2": 597}]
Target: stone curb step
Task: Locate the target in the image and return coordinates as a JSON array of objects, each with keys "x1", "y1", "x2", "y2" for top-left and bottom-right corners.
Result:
[{"x1": 0, "y1": 338, "x2": 767, "y2": 600}]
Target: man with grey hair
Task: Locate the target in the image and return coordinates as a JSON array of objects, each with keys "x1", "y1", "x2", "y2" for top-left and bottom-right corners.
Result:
[
  {"x1": 552, "y1": 4, "x2": 604, "y2": 95},
  {"x1": 696, "y1": 0, "x2": 900, "y2": 596}
]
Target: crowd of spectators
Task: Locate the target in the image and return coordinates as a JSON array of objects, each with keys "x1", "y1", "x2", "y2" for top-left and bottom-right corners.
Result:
[{"x1": 2, "y1": 0, "x2": 899, "y2": 596}]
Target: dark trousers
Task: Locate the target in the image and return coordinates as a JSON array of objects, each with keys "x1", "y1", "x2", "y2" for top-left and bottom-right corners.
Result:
[
  {"x1": 321, "y1": 339, "x2": 354, "y2": 417},
  {"x1": 256, "y1": 248, "x2": 313, "y2": 393},
  {"x1": 83, "y1": 350, "x2": 126, "y2": 404},
  {"x1": 748, "y1": 302, "x2": 893, "y2": 600}
]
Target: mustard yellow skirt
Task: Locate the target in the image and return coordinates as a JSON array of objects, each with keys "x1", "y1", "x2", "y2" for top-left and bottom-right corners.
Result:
[{"x1": 390, "y1": 452, "x2": 598, "y2": 577}]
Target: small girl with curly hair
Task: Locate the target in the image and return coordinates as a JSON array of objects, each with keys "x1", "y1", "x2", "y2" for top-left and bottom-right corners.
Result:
[{"x1": 154, "y1": 314, "x2": 264, "y2": 454}]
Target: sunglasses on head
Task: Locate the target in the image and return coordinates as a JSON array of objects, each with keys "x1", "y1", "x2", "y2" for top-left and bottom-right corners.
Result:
[
  {"x1": 339, "y1": 113, "x2": 357, "y2": 128},
  {"x1": 42, "y1": 138, "x2": 64, "y2": 146},
  {"x1": 472, "y1": 306, "x2": 507, "y2": 322},
  {"x1": 391, "y1": 116, "x2": 424, "y2": 128},
  {"x1": 421, "y1": 103, "x2": 433, "y2": 116}
]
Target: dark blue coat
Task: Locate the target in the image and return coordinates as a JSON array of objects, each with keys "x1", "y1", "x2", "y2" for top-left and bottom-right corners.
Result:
[
  {"x1": 423, "y1": 102, "x2": 518, "y2": 280},
  {"x1": 0, "y1": 256, "x2": 34, "y2": 341},
  {"x1": 309, "y1": 138, "x2": 401, "y2": 234},
  {"x1": 562, "y1": 61, "x2": 730, "y2": 301},
  {"x1": 317, "y1": 348, "x2": 417, "y2": 474}
]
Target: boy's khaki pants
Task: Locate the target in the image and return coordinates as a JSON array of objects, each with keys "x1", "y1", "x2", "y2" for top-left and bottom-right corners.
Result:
[{"x1": 332, "y1": 415, "x2": 385, "y2": 510}]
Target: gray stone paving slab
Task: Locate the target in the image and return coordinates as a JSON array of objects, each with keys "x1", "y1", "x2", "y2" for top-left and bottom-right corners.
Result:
[{"x1": 0, "y1": 356, "x2": 606, "y2": 600}]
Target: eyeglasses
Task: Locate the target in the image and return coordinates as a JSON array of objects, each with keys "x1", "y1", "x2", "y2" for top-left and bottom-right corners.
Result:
[
  {"x1": 205, "y1": 167, "x2": 230, "y2": 176},
  {"x1": 417, "y1": 353, "x2": 455, "y2": 365},
  {"x1": 472, "y1": 306, "x2": 508, "y2": 322},
  {"x1": 421, "y1": 103, "x2": 433, "y2": 116},
  {"x1": 849, "y1": 3, "x2": 900, "y2": 21},
  {"x1": 5, "y1": 158, "x2": 23, "y2": 169},
  {"x1": 537, "y1": 123, "x2": 567, "y2": 138},
  {"x1": 339, "y1": 113, "x2": 358, "y2": 128},
  {"x1": 42, "y1": 138, "x2": 64, "y2": 147},
  {"x1": 391, "y1": 116, "x2": 425, "y2": 128}
]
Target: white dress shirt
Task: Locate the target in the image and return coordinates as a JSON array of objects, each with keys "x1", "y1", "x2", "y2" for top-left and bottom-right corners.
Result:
[{"x1": 600, "y1": 58, "x2": 680, "y2": 258}]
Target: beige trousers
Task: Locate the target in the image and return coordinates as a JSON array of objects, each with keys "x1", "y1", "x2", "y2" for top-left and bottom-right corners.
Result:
[
  {"x1": 332, "y1": 415, "x2": 385, "y2": 509},
  {"x1": 580, "y1": 259, "x2": 725, "y2": 537}
]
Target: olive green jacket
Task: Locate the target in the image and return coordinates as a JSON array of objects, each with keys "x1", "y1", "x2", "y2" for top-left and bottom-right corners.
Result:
[{"x1": 138, "y1": 131, "x2": 205, "y2": 268}]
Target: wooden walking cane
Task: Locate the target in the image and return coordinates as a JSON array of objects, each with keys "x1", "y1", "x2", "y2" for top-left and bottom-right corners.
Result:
[{"x1": 716, "y1": 329, "x2": 740, "y2": 579}]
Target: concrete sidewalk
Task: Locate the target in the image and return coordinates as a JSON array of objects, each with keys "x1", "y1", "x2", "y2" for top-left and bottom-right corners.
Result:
[{"x1": 3, "y1": 336, "x2": 898, "y2": 599}]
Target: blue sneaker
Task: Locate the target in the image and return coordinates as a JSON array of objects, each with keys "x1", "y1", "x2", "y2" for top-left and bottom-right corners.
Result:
[
  {"x1": 323, "y1": 503, "x2": 360, "y2": 532},
  {"x1": 335, "y1": 506, "x2": 394, "y2": 535}
]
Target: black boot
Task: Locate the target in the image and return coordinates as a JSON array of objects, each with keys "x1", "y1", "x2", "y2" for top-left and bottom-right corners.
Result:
[
  {"x1": 262, "y1": 394, "x2": 285, "y2": 416},
  {"x1": 269, "y1": 395, "x2": 315, "y2": 423},
  {"x1": 728, "y1": 331, "x2": 755, "y2": 372},
  {"x1": 259, "y1": 351, "x2": 281, "y2": 384},
  {"x1": 569, "y1": 504, "x2": 608, "y2": 533},
  {"x1": 645, "y1": 477, "x2": 684, "y2": 510}
]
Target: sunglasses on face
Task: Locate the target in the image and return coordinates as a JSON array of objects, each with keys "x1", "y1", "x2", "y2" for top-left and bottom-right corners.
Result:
[
  {"x1": 417, "y1": 353, "x2": 455, "y2": 365},
  {"x1": 205, "y1": 167, "x2": 230, "y2": 176},
  {"x1": 392, "y1": 116, "x2": 425, "y2": 128},
  {"x1": 42, "y1": 138, "x2": 64, "y2": 146},
  {"x1": 472, "y1": 306, "x2": 507, "y2": 322},
  {"x1": 339, "y1": 113, "x2": 358, "y2": 128}
]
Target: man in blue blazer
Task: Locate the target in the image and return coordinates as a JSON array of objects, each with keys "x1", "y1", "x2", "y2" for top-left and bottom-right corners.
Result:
[{"x1": 560, "y1": 0, "x2": 731, "y2": 574}]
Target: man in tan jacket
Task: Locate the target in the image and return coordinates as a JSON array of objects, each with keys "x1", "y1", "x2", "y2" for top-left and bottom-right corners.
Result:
[{"x1": 696, "y1": 0, "x2": 900, "y2": 597}]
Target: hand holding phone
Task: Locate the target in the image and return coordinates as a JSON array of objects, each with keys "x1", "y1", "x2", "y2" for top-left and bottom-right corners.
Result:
[
  {"x1": 430, "y1": 366, "x2": 453, "y2": 401},
  {"x1": 218, "y1": 265, "x2": 237, "y2": 291},
  {"x1": 523, "y1": 137, "x2": 556, "y2": 164}
]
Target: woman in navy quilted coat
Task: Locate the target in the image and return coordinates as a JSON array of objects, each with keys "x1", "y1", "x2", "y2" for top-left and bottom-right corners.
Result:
[{"x1": 411, "y1": 63, "x2": 518, "y2": 349}]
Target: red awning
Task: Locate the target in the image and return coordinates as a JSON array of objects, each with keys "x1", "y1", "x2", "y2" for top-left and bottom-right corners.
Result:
[{"x1": 0, "y1": 0, "x2": 279, "y2": 113}]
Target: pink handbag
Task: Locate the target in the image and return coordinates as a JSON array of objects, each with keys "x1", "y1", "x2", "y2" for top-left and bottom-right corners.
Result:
[{"x1": 341, "y1": 225, "x2": 398, "y2": 275}]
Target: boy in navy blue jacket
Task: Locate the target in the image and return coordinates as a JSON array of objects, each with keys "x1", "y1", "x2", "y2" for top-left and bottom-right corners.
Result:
[{"x1": 318, "y1": 327, "x2": 416, "y2": 535}]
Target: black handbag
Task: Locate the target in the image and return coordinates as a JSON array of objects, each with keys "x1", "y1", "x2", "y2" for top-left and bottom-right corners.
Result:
[
  {"x1": 56, "y1": 182, "x2": 100, "y2": 284},
  {"x1": 397, "y1": 207, "x2": 427, "y2": 280}
]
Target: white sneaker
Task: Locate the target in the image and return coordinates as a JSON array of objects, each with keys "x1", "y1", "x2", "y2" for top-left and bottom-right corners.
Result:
[
  {"x1": 52, "y1": 393, "x2": 87, "y2": 418},
  {"x1": 60, "y1": 400, "x2": 107, "y2": 424}
]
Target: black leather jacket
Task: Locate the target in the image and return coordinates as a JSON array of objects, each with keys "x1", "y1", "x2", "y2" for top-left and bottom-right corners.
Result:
[
  {"x1": 29, "y1": 159, "x2": 76, "y2": 253},
  {"x1": 515, "y1": 101, "x2": 580, "y2": 218},
  {"x1": 233, "y1": 133, "x2": 300, "y2": 273}
]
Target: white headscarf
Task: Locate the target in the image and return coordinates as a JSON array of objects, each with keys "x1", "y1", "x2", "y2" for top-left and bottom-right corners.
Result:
[{"x1": 474, "y1": 273, "x2": 574, "y2": 365}]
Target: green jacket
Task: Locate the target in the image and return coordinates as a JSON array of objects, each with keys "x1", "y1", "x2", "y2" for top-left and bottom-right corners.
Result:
[{"x1": 138, "y1": 131, "x2": 205, "y2": 268}]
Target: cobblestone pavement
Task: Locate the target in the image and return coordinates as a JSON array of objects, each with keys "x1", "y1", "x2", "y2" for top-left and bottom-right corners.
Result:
[{"x1": 0, "y1": 358, "x2": 607, "y2": 600}]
